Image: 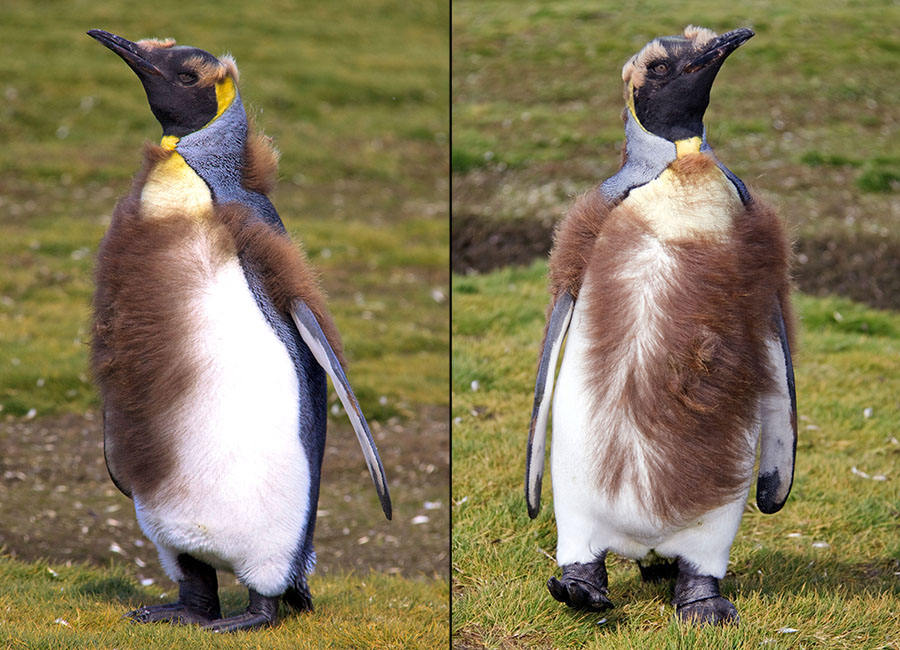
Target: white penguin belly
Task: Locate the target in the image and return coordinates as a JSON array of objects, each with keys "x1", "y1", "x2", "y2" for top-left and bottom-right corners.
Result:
[
  {"x1": 134, "y1": 252, "x2": 309, "y2": 597},
  {"x1": 551, "y1": 243, "x2": 756, "y2": 577}
]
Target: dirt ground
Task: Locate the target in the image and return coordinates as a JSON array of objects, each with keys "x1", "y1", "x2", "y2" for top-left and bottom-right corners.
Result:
[
  {"x1": 452, "y1": 213, "x2": 900, "y2": 312},
  {"x1": 0, "y1": 406, "x2": 448, "y2": 588}
]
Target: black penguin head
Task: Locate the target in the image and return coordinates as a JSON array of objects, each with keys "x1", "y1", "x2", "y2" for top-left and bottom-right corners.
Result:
[
  {"x1": 622, "y1": 25, "x2": 754, "y2": 142},
  {"x1": 87, "y1": 30, "x2": 239, "y2": 137}
]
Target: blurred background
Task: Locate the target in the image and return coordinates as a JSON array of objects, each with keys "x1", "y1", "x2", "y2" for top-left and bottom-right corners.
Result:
[
  {"x1": 0, "y1": 0, "x2": 449, "y2": 594},
  {"x1": 453, "y1": 0, "x2": 900, "y2": 309}
]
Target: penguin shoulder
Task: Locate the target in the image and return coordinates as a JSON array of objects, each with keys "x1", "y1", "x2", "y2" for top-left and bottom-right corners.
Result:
[
  {"x1": 548, "y1": 189, "x2": 616, "y2": 299},
  {"x1": 241, "y1": 126, "x2": 280, "y2": 195}
]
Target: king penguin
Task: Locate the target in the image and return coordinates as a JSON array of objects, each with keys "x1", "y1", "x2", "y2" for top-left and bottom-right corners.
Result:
[
  {"x1": 87, "y1": 30, "x2": 391, "y2": 632},
  {"x1": 525, "y1": 26, "x2": 797, "y2": 625}
]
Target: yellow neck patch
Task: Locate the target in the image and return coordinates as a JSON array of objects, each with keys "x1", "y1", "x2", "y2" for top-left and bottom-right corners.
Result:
[
  {"x1": 141, "y1": 152, "x2": 212, "y2": 220},
  {"x1": 160, "y1": 135, "x2": 180, "y2": 151},
  {"x1": 675, "y1": 137, "x2": 702, "y2": 157},
  {"x1": 212, "y1": 76, "x2": 236, "y2": 124}
]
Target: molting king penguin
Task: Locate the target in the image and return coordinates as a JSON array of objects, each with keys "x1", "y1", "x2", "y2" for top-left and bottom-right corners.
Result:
[
  {"x1": 87, "y1": 30, "x2": 391, "y2": 632},
  {"x1": 525, "y1": 26, "x2": 796, "y2": 625}
]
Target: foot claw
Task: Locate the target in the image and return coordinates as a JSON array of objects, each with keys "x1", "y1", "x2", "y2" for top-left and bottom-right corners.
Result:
[
  {"x1": 675, "y1": 596, "x2": 739, "y2": 626},
  {"x1": 547, "y1": 575, "x2": 613, "y2": 612},
  {"x1": 203, "y1": 612, "x2": 275, "y2": 633},
  {"x1": 125, "y1": 602, "x2": 216, "y2": 626}
]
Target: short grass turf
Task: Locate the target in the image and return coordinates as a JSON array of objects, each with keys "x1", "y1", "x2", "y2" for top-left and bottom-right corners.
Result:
[
  {"x1": 0, "y1": 555, "x2": 448, "y2": 649},
  {"x1": 452, "y1": 262, "x2": 900, "y2": 649},
  {"x1": 0, "y1": 0, "x2": 449, "y2": 644}
]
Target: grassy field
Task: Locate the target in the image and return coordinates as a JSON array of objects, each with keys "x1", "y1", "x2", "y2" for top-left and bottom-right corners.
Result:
[
  {"x1": 452, "y1": 0, "x2": 900, "y2": 308},
  {"x1": 0, "y1": 0, "x2": 449, "y2": 645},
  {"x1": 452, "y1": 1, "x2": 899, "y2": 647},
  {"x1": 0, "y1": 556, "x2": 448, "y2": 649},
  {"x1": 452, "y1": 263, "x2": 900, "y2": 649}
]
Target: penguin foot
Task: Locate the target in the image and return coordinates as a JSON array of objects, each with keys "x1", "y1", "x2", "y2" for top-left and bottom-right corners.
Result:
[
  {"x1": 125, "y1": 602, "x2": 219, "y2": 626},
  {"x1": 127, "y1": 553, "x2": 221, "y2": 626},
  {"x1": 672, "y1": 560, "x2": 738, "y2": 626},
  {"x1": 547, "y1": 558, "x2": 613, "y2": 612},
  {"x1": 203, "y1": 590, "x2": 279, "y2": 633},
  {"x1": 674, "y1": 596, "x2": 739, "y2": 626}
]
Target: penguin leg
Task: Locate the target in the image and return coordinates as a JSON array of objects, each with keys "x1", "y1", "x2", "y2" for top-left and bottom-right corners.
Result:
[
  {"x1": 547, "y1": 552, "x2": 614, "y2": 612},
  {"x1": 202, "y1": 589, "x2": 279, "y2": 633},
  {"x1": 127, "y1": 554, "x2": 221, "y2": 625},
  {"x1": 672, "y1": 559, "x2": 738, "y2": 626}
]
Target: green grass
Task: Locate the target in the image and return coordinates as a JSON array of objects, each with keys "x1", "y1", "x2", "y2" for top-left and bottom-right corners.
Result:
[
  {"x1": 0, "y1": 0, "x2": 448, "y2": 644},
  {"x1": 452, "y1": 262, "x2": 900, "y2": 649},
  {"x1": 0, "y1": 555, "x2": 448, "y2": 649},
  {"x1": 452, "y1": 0, "x2": 900, "y2": 288},
  {"x1": 0, "y1": 0, "x2": 449, "y2": 419}
]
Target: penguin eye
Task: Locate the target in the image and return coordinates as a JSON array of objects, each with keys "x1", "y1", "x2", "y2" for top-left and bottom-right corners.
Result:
[
  {"x1": 650, "y1": 62, "x2": 669, "y2": 76},
  {"x1": 177, "y1": 72, "x2": 199, "y2": 86}
]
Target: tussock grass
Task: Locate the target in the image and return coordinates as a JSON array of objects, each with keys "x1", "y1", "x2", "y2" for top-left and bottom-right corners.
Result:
[{"x1": 452, "y1": 262, "x2": 900, "y2": 649}]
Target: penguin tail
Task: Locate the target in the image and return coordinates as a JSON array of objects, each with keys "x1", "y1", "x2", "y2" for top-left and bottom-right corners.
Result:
[{"x1": 283, "y1": 578, "x2": 314, "y2": 612}]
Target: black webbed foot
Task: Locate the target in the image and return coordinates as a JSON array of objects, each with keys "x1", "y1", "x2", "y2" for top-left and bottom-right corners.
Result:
[
  {"x1": 127, "y1": 554, "x2": 221, "y2": 625},
  {"x1": 547, "y1": 555, "x2": 614, "y2": 612},
  {"x1": 203, "y1": 590, "x2": 279, "y2": 633},
  {"x1": 672, "y1": 559, "x2": 739, "y2": 626}
]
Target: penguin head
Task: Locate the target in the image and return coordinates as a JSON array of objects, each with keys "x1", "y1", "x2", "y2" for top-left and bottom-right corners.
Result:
[
  {"x1": 88, "y1": 29, "x2": 239, "y2": 137},
  {"x1": 622, "y1": 25, "x2": 754, "y2": 142}
]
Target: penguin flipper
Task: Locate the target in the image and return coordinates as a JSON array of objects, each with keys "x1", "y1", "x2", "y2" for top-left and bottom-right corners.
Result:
[
  {"x1": 525, "y1": 290, "x2": 575, "y2": 518},
  {"x1": 290, "y1": 299, "x2": 392, "y2": 520},
  {"x1": 756, "y1": 303, "x2": 797, "y2": 514}
]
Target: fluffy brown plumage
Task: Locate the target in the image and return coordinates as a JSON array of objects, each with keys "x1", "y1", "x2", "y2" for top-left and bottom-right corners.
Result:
[
  {"x1": 543, "y1": 154, "x2": 794, "y2": 522},
  {"x1": 91, "y1": 135, "x2": 341, "y2": 497}
]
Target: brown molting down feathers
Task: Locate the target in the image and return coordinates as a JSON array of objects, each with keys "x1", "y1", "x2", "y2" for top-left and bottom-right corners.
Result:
[
  {"x1": 91, "y1": 144, "x2": 344, "y2": 496},
  {"x1": 547, "y1": 190, "x2": 614, "y2": 302},
  {"x1": 621, "y1": 25, "x2": 719, "y2": 99},
  {"x1": 563, "y1": 188, "x2": 793, "y2": 522},
  {"x1": 241, "y1": 126, "x2": 280, "y2": 195},
  {"x1": 535, "y1": 190, "x2": 614, "y2": 376},
  {"x1": 215, "y1": 203, "x2": 345, "y2": 367},
  {"x1": 91, "y1": 207, "x2": 234, "y2": 498},
  {"x1": 184, "y1": 53, "x2": 241, "y2": 87},
  {"x1": 133, "y1": 36, "x2": 240, "y2": 87},
  {"x1": 136, "y1": 37, "x2": 176, "y2": 50}
]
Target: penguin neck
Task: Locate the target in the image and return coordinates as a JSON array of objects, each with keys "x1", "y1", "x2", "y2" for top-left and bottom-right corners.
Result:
[
  {"x1": 599, "y1": 110, "x2": 750, "y2": 204},
  {"x1": 165, "y1": 91, "x2": 285, "y2": 229},
  {"x1": 172, "y1": 89, "x2": 249, "y2": 200}
]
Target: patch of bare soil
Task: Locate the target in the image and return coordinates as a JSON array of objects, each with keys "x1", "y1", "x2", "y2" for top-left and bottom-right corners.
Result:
[
  {"x1": 452, "y1": 215, "x2": 900, "y2": 311},
  {"x1": 0, "y1": 407, "x2": 448, "y2": 588}
]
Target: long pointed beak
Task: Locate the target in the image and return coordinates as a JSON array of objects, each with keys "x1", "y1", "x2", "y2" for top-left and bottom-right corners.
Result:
[
  {"x1": 684, "y1": 28, "x2": 754, "y2": 73},
  {"x1": 87, "y1": 29, "x2": 162, "y2": 77}
]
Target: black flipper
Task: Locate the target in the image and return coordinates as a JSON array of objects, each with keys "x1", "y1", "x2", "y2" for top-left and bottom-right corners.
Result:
[
  {"x1": 756, "y1": 303, "x2": 797, "y2": 514},
  {"x1": 290, "y1": 299, "x2": 392, "y2": 520},
  {"x1": 525, "y1": 291, "x2": 574, "y2": 518}
]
